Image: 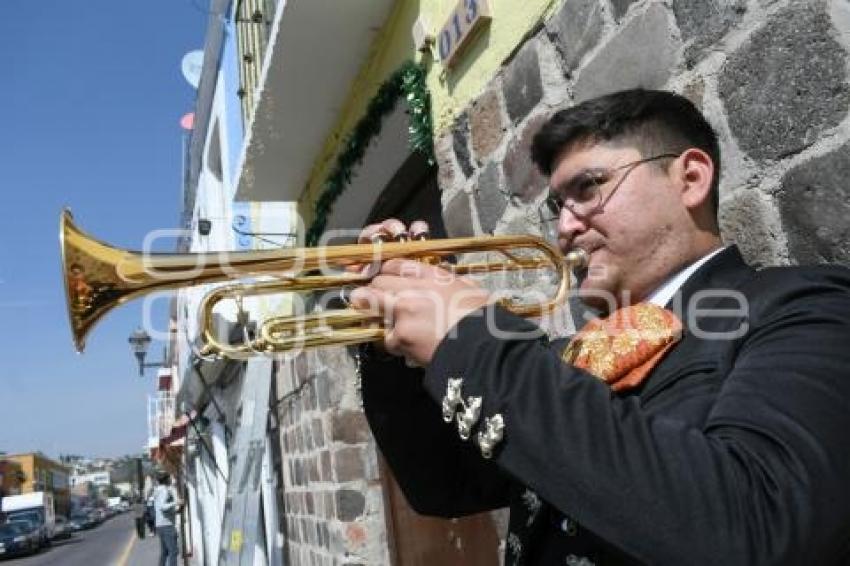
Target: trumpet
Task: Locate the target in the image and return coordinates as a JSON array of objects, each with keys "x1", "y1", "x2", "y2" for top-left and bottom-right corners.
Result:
[{"x1": 60, "y1": 209, "x2": 587, "y2": 358}]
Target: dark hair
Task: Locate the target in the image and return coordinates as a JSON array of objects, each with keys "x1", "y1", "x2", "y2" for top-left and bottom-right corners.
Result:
[
  {"x1": 157, "y1": 473, "x2": 170, "y2": 485},
  {"x1": 531, "y1": 89, "x2": 721, "y2": 215}
]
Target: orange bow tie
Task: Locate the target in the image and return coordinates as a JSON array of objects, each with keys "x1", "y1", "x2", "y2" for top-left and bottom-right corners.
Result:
[{"x1": 561, "y1": 303, "x2": 683, "y2": 392}]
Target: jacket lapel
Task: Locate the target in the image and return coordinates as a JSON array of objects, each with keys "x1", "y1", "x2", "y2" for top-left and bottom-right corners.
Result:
[{"x1": 638, "y1": 246, "x2": 756, "y2": 399}]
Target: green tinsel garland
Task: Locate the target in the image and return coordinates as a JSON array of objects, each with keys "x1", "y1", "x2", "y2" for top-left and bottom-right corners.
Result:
[{"x1": 305, "y1": 61, "x2": 434, "y2": 246}]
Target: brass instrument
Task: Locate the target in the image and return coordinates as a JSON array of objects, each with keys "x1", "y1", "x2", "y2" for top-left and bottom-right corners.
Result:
[{"x1": 60, "y1": 208, "x2": 587, "y2": 357}]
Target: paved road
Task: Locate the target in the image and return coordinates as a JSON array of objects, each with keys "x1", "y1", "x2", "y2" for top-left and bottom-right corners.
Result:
[{"x1": 2, "y1": 512, "x2": 137, "y2": 566}]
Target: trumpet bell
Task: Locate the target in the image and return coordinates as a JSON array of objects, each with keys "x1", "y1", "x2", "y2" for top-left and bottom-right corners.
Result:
[{"x1": 61, "y1": 208, "x2": 138, "y2": 353}]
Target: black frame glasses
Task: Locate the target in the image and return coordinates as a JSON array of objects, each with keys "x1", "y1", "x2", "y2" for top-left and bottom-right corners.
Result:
[{"x1": 539, "y1": 153, "x2": 680, "y2": 223}]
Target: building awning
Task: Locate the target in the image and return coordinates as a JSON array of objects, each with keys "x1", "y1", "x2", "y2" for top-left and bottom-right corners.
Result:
[
  {"x1": 160, "y1": 412, "x2": 193, "y2": 447},
  {"x1": 151, "y1": 411, "x2": 196, "y2": 469},
  {"x1": 151, "y1": 444, "x2": 184, "y2": 476},
  {"x1": 235, "y1": 0, "x2": 395, "y2": 202}
]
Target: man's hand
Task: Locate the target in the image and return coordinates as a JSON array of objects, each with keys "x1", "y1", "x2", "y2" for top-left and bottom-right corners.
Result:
[{"x1": 349, "y1": 219, "x2": 492, "y2": 366}]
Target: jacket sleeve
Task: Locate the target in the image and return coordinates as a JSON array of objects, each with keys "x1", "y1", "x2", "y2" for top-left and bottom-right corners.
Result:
[
  {"x1": 421, "y1": 270, "x2": 850, "y2": 565},
  {"x1": 360, "y1": 346, "x2": 513, "y2": 517}
]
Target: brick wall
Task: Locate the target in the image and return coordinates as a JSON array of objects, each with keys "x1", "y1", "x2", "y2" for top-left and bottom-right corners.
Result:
[{"x1": 274, "y1": 347, "x2": 389, "y2": 566}]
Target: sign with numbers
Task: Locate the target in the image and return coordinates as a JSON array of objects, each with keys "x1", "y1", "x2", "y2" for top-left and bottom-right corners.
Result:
[{"x1": 437, "y1": 0, "x2": 492, "y2": 67}]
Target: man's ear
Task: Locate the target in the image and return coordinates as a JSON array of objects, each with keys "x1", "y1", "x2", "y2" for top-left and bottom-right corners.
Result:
[{"x1": 676, "y1": 148, "x2": 714, "y2": 210}]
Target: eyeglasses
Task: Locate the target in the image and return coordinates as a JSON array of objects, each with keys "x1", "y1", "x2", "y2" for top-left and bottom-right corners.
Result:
[{"x1": 539, "y1": 153, "x2": 679, "y2": 223}]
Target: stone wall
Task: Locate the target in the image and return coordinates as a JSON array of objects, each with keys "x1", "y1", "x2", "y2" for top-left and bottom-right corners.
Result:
[
  {"x1": 274, "y1": 348, "x2": 389, "y2": 566},
  {"x1": 438, "y1": 0, "x2": 850, "y2": 274}
]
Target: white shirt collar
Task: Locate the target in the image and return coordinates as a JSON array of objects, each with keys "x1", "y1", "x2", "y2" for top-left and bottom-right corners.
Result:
[{"x1": 646, "y1": 246, "x2": 727, "y2": 308}]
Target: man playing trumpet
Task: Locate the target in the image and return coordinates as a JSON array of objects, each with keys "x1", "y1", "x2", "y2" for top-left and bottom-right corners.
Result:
[{"x1": 350, "y1": 89, "x2": 850, "y2": 564}]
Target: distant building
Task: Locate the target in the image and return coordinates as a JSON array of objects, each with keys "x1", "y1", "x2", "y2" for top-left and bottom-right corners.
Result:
[
  {"x1": 114, "y1": 482, "x2": 134, "y2": 497},
  {"x1": 0, "y1": 459, "x2": 24, "y2": 497},
  {"x1": 4, "y1": 453, "x2": 70, "y2": 516},
  {"x1": 69, "y1": 470, "x2": 110, "y2": 487}
]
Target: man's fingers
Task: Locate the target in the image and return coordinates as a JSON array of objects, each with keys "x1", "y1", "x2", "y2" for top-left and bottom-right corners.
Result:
[
  {"x1": 380, "y1": 258, "x2": 452, "y2": 280},
  {"x1": 348, "y1": 219, "x2": 413, "y2": 274},
  {"x1": 358, "y1": 223, "x2": 387, "y2": 244},
  {"x1": 358, "y1": 219, "x2": 408, "y2": 244},
  {"x1": 349, "y1": 286, "x2": 394, "y2": 315},
  {"x1": 358, "y1": 218, "x2": 433, "y2": 243},
  {"x1": 382, "y1": 328, "x2": 404, "y2": 357},
  {"x1": 410, "y1": 220, "x2": 430, "y2": 239},
  {"x1": 363, "y1": 275, "x2": 419, "y2": 296}
]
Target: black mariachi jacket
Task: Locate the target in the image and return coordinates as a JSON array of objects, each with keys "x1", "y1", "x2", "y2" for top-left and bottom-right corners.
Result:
[{"x1": 361, "y1": 247, "x2": 850, "y2": 565}]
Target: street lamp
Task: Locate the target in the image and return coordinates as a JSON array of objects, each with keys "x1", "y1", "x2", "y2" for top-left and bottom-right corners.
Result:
[{"x1": 128, "y1": 327, "x2": 166, "y2": 376}]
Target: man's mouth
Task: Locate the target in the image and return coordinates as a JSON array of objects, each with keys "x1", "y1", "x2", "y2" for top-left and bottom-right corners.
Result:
[{"x1": 571, "y1": 245, "x2": 606, "y2": 280}]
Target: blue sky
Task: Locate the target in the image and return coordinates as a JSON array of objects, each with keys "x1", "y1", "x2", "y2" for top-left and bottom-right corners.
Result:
[{"x1": 0, "y1": 2, "x2": 208, "y2": 458}]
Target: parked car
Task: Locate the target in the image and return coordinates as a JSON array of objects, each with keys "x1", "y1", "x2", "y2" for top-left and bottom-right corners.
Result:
[
  {"x1": 69, "y1": 511, "x2": 96, "y2": 531},
  {"x1": 4, "y1": 518, "x2": 43, "y2": 551},
  {"x1": 52, "y1": 516, "x2": 73, "y2": 540},
  {"x1": 0, "y1": 522, "x2": 39, "y2": 558},
  {"x1": 4, "y1": 510, "x2": 49, "y2": 547}
]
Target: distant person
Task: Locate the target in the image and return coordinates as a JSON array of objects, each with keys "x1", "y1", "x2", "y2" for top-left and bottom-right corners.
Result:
[
  {"x1": 133, "y1": 497, "x2": 146, "y2": 538},
  {"x1": 152, "y1": 473, "x2": 181, "y2": 566},
  {"x1": 145, "y1": 496, "x2": 155, "y2": 533}
]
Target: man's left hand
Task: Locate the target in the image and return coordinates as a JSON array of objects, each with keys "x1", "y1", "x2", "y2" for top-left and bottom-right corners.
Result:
[{"x1": 350, "y1": 258, "x2": 492, "y2": 366}]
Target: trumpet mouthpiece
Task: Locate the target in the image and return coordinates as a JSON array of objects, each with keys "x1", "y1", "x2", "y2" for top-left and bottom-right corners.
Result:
[{"x1": 565, "y1": 248, "x2": 589, "y2": 270}]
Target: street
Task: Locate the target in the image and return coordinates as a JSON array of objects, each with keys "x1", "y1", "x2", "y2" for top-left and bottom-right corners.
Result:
[{"x1": 1, "y1": 513, "x2": 140, "y2": 566}]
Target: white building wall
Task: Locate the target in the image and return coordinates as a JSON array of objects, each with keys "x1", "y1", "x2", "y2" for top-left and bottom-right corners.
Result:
[
  {"x1": 69, "y1": 471, "x2": 110, "y2": 487},
  {"x1": 176, "y1": 10, "x2": 293, "y2": 564}
]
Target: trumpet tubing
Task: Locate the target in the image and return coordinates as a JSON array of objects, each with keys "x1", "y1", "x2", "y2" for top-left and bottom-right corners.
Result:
[{"x1": 60, "y1": 208, "x2": 587, "y2": 357}]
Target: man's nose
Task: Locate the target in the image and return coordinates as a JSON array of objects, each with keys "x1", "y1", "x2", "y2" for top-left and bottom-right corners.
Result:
[{"x1": 557, "y1": 209, "x2": 588, "y2": 245}]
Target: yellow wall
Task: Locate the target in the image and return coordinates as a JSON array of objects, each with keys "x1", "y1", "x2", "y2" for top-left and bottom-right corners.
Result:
[
  {"x1": 6, "y1": 453, "x2": 71, "y2": 515},
  {"x1": 7, "y1": 454, "x2": 35, "y2": 493},
  {"x1": 0, "y1": 460, "x2": 23, "y2": 496},
  {"x1": 298, "y1": 0, "x2": 560, "y2": 222}
]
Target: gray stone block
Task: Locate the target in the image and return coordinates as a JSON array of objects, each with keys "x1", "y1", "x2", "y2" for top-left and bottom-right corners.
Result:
[
  {"x1": 719, "y1": 4, "x2": 850, "y2": 161},
  {"x1": 435, "y1": 133, "x2": 459, "y2": 191},
  {"x1": 718, "y1": 190, "x2": 783, "y2": 268},
  {"x1": 443, "y1": 190, "x2": 475, "y2": 237},
  {"x1": 673, "y1": 0, "x2": 746, "y2": 67},
  {"x1": 333, "y1": 446, "x2": 365, "y2": 482},
  {"x1": 610, "y1": 0, "x2": 637, "y2": 21},
  {"x1": 312, "y1": 417, "x2": 325, "y2": 448},
  {"x1": 682, "y1": 76, "x2": 705, "y2": 110},
  {"x1": 334, "y1": 489, "x2": 365, "y2": 521},
  {"x1": 502, "y1": 42, "x2": 544, "y2": 124},
  {"x1": 470, "y1": 88, "x2": 507, "y2": 163},
  {"x1": 474, "y1": 162, "x2": 509, "y2": 234},
  {"x1": 315, "y1": 370, "x2": 332, "y2": 410},
  {"x1": 331, "y1": 410, "x2": 370, "y2": 444},
  {"x1": 778, "y1": 142, "x2": 850, "y2": 265},
  {"x1": 451, "y1": 112, "x2": 474, "y2": 178},
  {"x1": 294, "y1": 352, "x2": 308, "y2": 383},
  {"x1": 504, "y1": 114, "x2": 549, "y2": 203},
  {"x1": 499, "y1": 211, "x2": 541, "y2": 238},
  {"x1": 320, "y1": 450, "x2": 331, "y2": 481},
  {"x1": 574, "y1": 4, "x2": 679, "y2": 102},
  {"x1": 546, "y1": 0, "x2": 604, "y2": 75}
]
